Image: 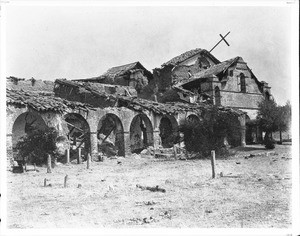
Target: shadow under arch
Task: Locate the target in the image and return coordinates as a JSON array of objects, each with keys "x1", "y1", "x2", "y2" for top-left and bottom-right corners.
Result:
[
  {"x1": 97, "y1": 113, "x2": 125, "y2": 157},
  {"x1": 64, "y1": 113, "x2": 91, "y2": 159},
  {"x1": 159, "y1": 115, "x2": 179, "y2": 148},
  {"x1": 215, "y1": 86, "x2": 221, "y2": 106},
  {"x1": 12, "y1": 111, "x2": 48, "y2": 161},
  {"x1": 130, "y1": 113, "x2": 154, "y2": 153},
  {"x1": 187, "y1": 114, "x2": 201, "y2": 123}
]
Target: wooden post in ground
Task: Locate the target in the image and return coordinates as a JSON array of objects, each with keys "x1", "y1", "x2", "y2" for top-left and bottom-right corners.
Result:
[
  {"x1": 47, "y1": 154, "x2": 52, "y2": 173},
  {"x1": 87, "y1": 153, "x2": 91, "y2": 169},
  {"x1": 64, "y1": 175, "x2": 68, "y2": 188},
  {"x1": 210, "y1": 150, "x2": 216, "y2": 179},
  {"x1": 173, "y1": 145, "x2": 177, "y2": 159},
  {"x1": 77, "y1": 148, "x2": 82, "y2": 164},
  {"x1": 65, "y1": 149, "x2": 70, "y2": 164},
  {"x1": 44, "y1": 178, "x2": 47, "y2": 187}
]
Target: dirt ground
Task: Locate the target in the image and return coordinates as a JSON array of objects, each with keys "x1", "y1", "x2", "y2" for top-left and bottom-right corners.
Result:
[{"x1": 7, "y1": 144, "x2": 292, "y2": 228}]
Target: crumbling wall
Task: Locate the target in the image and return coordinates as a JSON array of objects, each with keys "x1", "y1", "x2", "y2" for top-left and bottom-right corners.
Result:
[
  {"x1": 7, "y1": 78, "x2": 55, "y2": 92},
  {"x1": 54, "y1": 84, "x2": 117, "y2": 108},
  {"x1": 153, "y1": 66, "x2": 173, "y2": 93},
  {"x1": 129, "y1": 70, "x2": 149, "y2": 93},
  {"x1": 86, "y1": 82, "x2": 137, "y2": 97}
]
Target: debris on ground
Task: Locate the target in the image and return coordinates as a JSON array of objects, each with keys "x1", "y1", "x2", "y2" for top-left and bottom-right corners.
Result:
[
  {"x1": 135, "y1": 201, "x2": 157, "y2": 206},
  {"x1": 220, "y1": 173, "x2": 241, "y2": 178},
  {"x1": 136, "y1": 184, "x2": 166, "y2": 193},
  {"x1": 98, "y1": 135, "x2": 118, "y2": 157},
  {"x1": 159, "y1": 210, "x2": 172, "y2": 219},
  {"x1": 130, "y1": 153, "x2": 141, "y2": 159},
  {"x1": 205, "y1": 209, "x2": 213, "y2": 214}
]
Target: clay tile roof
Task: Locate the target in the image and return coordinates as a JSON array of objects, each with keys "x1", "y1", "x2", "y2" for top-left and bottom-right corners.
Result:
[
  {"x1": 120, "y1": 97, "x2": 244, "y2": 116},
  {"x1": 6, "y1": 89, "x2": 95, "y2": 112},
  {"x1": 193, "y1": 57, "x2": 239, "y2": 79},
  {"x1": 175, "y1": 57, "x2": 240, "y2": 87},
  {"x1": 161, "y1": 48, "x2": 205, "y2": 67},
  {"x1": 103, "y1": 61, "x2": 140, "y2": 78},
  {"x1": 161, "y1": 48, "x2": 221, "y2": 67}
]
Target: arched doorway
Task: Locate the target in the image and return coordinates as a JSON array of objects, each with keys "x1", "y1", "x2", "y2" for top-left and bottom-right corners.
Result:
[
  {"x1": 245, "y1": 115, "x2": 253, "y2": 144},
  {"x1": 215, "y1": 86, "x2": 221, "y2": 106},
  {"x1": 187, "y1": 114, "x2": 201, "y2": 123},
  {"x1": 130, "y1": 114, "x2": 154, "y2": 153},
  {"x1": 97, "y1": 113, "x2": 125, "y2": 157},
  {"x1": 265, "y1": 91, "x2": 271, "y2": 100},
  {"x1": 64, "y1": 113, "x2": 90, "y2": 159},
  {"x1": 159, "y1": 115, "x2": 178, "y2": 148},
  {"x1": 12, "y1": 112, "x2": 47, "y2": 161}
]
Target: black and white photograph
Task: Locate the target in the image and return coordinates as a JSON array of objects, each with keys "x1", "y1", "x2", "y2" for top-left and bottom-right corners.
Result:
[{"x1": 0, "y1": 0, "x2": 299, "y2": 235}]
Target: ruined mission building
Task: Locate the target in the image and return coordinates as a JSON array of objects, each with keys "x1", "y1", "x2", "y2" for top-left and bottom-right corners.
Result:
[{"x1": 6, "y1": 48, "x2": 271, "y2": 167}]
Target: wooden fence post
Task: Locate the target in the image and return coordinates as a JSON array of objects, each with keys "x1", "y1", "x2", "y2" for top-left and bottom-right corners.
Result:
[
  {"x1": 211, "y1": 150, "x2": 216, "y2": 179},
  {"x1": 173, "y1": 145, "x2": 177, "y2": 159},
  {"x1": 65, "y1": 149, "x2": 70, "y2": 164},
  {"x1": 47, "y1": 154, "x2": 52, "y2": 173},
  {"x1": 87, "y1": 153, "x2": 90, "y2": 169},
  {"x1": 77, "y1": 148, "x2": 82, "y2": 164},
  {"x1": 64, "y1": 175, "x2": 68, "y2": 188},
  {"x1": 44, "y1": 178, "x2": 47, "y2": 187}
]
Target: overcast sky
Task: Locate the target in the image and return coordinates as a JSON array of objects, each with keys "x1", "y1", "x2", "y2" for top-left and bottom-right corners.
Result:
[{"x1": 5, "y1": 4, "x2": 293, "y2": 105}]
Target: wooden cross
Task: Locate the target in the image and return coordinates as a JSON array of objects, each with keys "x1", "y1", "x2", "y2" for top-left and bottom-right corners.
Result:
[{"x1": 209, "y1": 31, "x2": 230, "y2": 53}]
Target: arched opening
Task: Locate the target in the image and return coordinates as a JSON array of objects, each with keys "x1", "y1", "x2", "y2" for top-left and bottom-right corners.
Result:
[
  {"x1": 130, "y1": 114, "x2": 154, "y2": 153},
  {"x1": 245, "y1": 115, "x2": 253, "y2": 144},
  {"x1": 240, "y1": 73, "x2": 246, "y2": 93},
  {"x1": 159, "y1": 115, "x2": 178, "y2": 148},
  {"x1": 228, "y1": 115, "x2": 243, "y2": 147},
  {"x1": 265, "y1": 91, "x2": 271, "y2": 100},
  {"x1": 12, "y1": 112, "x2": 47, "y2": 161},
  {"x1": 64, "y1": 113, "x2": 90, "y2": 159},
  {"x1": 97, "y1": 113, "x2": 125, "y2": 157},
  {"x1": 214, "y1": 86, "x2": 221, "y2": 106},
  {"x1": 187, "y1": 114, "x2": 201, "y2": 123}
]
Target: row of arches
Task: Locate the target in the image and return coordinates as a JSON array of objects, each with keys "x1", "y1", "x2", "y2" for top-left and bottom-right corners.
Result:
[{"x1": 11, "y1": 110, "x2": 200, "y2": 160}]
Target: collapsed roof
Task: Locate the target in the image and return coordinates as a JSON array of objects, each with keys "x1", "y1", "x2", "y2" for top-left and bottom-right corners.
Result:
[
  {"x1": 6, "y1": 89, "x2": 95, "y2": 112},
  {"x1": 55, "y1": 79, "x2": 244, "y2": 116},
  {"x1": 73, "y1": 61, "x2": 152, "y2": 83},
  {"x1": 174, "y1": 57, "x2": 239, "y2": 87}
]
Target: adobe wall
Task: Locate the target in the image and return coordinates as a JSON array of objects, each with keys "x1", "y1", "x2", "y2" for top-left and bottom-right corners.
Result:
[
  {"x1": 7, "y1": 79, "x2": 55, "y2": 92},
  {"x1": 172, "y1": 54, "x2": 217, "y2": 83},
  {"x1": 222, "y1": 63, "x2": 261, "y2": 94},
  {"x1": 220, "y1": 92, "x2": 264, "y2": 110},
  {"x1": 153, "y1": 66, "x2": 173, "y2": 93}
]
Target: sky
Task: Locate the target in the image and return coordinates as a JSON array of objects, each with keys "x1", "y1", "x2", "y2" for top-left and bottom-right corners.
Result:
[{"x1": 4, "y1": 4, "x2": 295, "y2": 105}]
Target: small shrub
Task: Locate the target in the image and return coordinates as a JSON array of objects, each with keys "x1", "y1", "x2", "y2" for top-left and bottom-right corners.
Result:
[
  {"x1": 179, "y1": 107, "x2": 242, "y2": 158},
  {"x1": 265, "y1": 139, "x2": 275, "y2": 149},
  {"x1": 15, "y1": 127, "x2": 59, "y2": 165}
]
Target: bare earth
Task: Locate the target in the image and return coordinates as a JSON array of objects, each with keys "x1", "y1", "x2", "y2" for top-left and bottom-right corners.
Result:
[{"x1": 7, "y1": 144, "x2": 292, "y2": 228}]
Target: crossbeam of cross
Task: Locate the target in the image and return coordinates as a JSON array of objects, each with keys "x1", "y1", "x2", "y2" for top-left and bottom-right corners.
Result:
[{"x1": 209, "y1": 31, "x2": 230, "y2": 53}]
